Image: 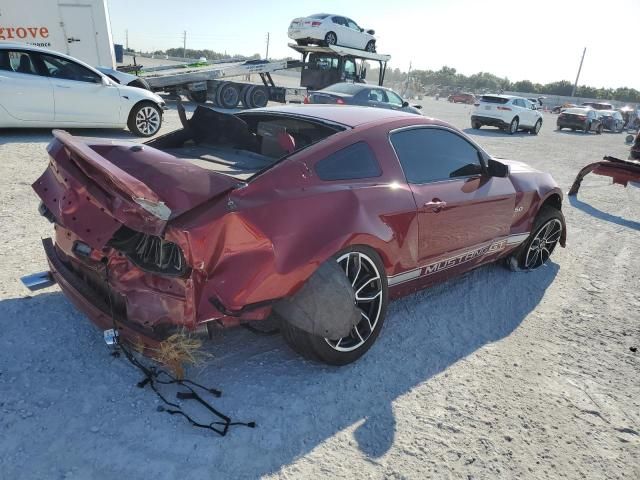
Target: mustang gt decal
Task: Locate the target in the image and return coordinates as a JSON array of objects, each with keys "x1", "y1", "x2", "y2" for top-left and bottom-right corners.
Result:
[{"x1": 388, "y1": 233, "x2": 529, "y2": 287}]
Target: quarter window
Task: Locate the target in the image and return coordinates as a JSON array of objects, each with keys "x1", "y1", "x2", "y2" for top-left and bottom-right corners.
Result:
[
  {"x1": 390, "y1": 128, "x2": 483, "y2": 184},
  {"x1": 315, "y1": 142, "x2": 381, "y2": 181}
]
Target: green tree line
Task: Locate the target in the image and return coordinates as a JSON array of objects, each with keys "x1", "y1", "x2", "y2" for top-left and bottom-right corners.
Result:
[{"x1": 375, "y1": 65, "x2": 640, "y2": 103}]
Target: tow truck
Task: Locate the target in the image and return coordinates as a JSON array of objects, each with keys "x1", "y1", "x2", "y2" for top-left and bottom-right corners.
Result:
[{"x1": 139, "y1": 44, "x2": 391, "y2": 108}]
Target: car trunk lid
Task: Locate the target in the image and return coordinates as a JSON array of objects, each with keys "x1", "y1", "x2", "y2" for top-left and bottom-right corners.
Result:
[{"x1": 34, "y1": 129, "x2": 242, "y2": 250}]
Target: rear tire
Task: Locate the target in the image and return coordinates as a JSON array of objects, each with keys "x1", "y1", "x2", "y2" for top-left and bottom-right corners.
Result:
[
  {"x1": 324, "y1": 31, "x2": 337, "y2": 46},
  {"x1": 216, "y1": 82, "x2": 241, "y2": 109},
  {"x1": 280, "y1": 246, "x2": 388, "y2": 365},
  {"x1": 127, "y1": 101, "x2": 162, "y2": 137},
  {"x1": 244, "y1": 85, "x2": 269, "y2": 108},
  {"x1": 509, "y1": 206, "x2": 564, "y2": 270},
  {"x1": 596, "y1": 124, "x2": 603, "y2": 134}
]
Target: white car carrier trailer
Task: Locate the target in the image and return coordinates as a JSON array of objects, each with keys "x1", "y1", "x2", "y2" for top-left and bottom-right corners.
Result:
[{"x1": 139, "y1": 44, "x2": 391, "y2": 109}]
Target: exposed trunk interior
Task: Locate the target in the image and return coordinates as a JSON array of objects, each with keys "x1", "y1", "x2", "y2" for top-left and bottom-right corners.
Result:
[{"x1": 145, "y1": 104, "x2": 344, "y2": 180}]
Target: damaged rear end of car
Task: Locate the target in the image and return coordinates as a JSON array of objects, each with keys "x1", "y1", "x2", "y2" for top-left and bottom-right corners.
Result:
[{"x1": 27, "y1": 105, "x2": 354, "y2": 351}]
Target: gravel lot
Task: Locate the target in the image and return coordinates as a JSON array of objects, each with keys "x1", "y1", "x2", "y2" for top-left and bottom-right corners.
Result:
[{"x1": 0, "y1": 97, "x2": 638, "y2": 480}]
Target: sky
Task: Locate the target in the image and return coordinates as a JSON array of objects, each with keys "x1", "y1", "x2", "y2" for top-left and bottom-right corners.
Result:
[{"x1": 107, "y1": 0, "x2": 639, "y2": 90}]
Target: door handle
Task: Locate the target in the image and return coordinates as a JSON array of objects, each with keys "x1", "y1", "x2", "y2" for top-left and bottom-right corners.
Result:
[
  {"x1": 424, "y1": 199, "x2": 447, "y2": 211},
  {"x1": 56, "y1": 85, "x2": 71, "y2": 88}
]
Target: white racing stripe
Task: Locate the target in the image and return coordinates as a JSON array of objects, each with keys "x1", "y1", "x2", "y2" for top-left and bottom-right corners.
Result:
[{"x1": 387, "y1": 232, "x2": 530, "y2": 287}]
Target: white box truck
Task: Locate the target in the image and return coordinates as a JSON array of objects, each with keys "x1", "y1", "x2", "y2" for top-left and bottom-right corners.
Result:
[{"x1": 0, "y1": 0, "x2": 115, "y2": 68}]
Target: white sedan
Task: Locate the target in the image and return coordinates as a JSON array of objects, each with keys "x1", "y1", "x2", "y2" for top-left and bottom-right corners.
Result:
[
  {"x1": 0, "y1": 44, "x2": 165, "y2": 137},
  {"x1": 288, "y1": 14, "x2": 377, "y2": 52}
]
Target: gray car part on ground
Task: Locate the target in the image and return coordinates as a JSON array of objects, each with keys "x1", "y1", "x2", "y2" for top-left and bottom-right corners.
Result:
[{"x1": 273, "y1": 259, "x2": 362, "y2": 340}]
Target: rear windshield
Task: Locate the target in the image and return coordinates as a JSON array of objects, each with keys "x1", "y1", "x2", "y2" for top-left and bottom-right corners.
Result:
[
  {"x1": 480, "y1": 95, "x2": 509, "y2": 104},
  {"x1": 309, "y1": 14, "x2": 329, "y2": 19},
  {"x1": 322, "y1": 83, "x2": 362, "y2": 94},
  {"x1": 563, "y1": 108, "x2": 589, "y2": 115}
]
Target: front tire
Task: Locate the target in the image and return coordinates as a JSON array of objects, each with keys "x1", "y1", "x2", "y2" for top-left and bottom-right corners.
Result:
[
  {"x1": 127, "y1": 102, "x2": 162, "y2": 137},
  {"x1": 365, "y1": 40, "x2": 376, "y2": 52},
  {"x1": 508, "y1": 117, "x2": 519, "y2": 134},
  {"x1": 472, "y1": 120, "x2": 481, "y2": 129},
  {"x1": 280, "y1": 246, "x2": 388, "y2": 365},
  {"x1": 510, "y1": 206, "x2": 564, "y2": 270},
  {"x1": 531, "y1": 119, "x2": 542, "y2": 135}
]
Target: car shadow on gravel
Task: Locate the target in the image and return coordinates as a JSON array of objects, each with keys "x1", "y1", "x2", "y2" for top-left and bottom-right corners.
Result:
[
  {"x1": 569, "y1": 195, "x2": 640, "y2": 231},
  {"x1": 0, "y1": 261, "x2": 559, "y2": 478},
  {"x1": 462, "y1": 128, "x2": 533, "y2": 138}
]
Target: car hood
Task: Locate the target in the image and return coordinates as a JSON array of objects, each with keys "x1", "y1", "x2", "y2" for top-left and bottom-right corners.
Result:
[{"x1": 499, "y1": 158, "x2": 542, "y2": 174}]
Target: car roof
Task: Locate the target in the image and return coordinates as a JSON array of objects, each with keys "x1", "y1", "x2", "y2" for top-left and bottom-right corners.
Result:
[
  {"x1": 248, "y1": 104, "x2": 422, "y2": 128},
  {"x1": 0, "y1": 42, "x2": 103, "y2": 73},
  {"x1": 321, "y1": 82, "x2": 396, "y2": 93}
]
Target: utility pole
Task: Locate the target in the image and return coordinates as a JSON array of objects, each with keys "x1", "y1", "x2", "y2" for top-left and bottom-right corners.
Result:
[
  {"x1": 183, "y1": 30, "x2": 187, "y2": 59},
  {"x1": 125, "y1": 29, "x2": 128, "y2": 50},
  {"x1": 571, "y1": 47, "x2": 586, "y2": 97},
  {"x1": 265, "y1": 32, "x2": 270, "y2": 60}
]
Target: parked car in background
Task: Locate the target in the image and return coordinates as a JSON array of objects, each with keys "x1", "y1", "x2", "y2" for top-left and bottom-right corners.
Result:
[
  {"x1": 597, "y1": 110, "x2": 625, "y2": 132},
  {"x1": 24, "y1": 104, "x2": 566, "y2": 365},
  {"x1": 556, "y1": 108, "x2": 603, "y2": 133},
  {"x1": 471, "y1": 94, "x2": 543, "y2": 134},
  {"x1": 630, "y1": 131, "x2": 640, "y2": 159},
  {"x1": 0, "y1": 44, "x2": 165, "y2": 136},
  {"x1": 288, "y1": 14, "x2": 377, "y2": 52},
  {"x1": 306, "y1": 82, "x2": 422, "y2": 114},
  {"x1": 582, "y1": 102, "x2": 613, "y2": 110},
  {"x1": 447, "y1": 93, "x2": 476, "y2": 104}
]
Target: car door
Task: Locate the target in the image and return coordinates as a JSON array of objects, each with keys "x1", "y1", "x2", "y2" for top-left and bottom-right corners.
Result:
[
  {"x1": 0, "y1": 49, "x2": 54, "y2": 122},
  {"x1": 389, "y1": 126, "x2": 516, "y2": 281},
  {"x1": 330, "y1": 16, "x2": 350, "y2": 47},
  {"x1": 345, "y1": 18, "x2": 364, "y2": 48},
  {"x1": 512, "y1": 99, "x2": 529, "y2": 126},
  {"x1": 37, "y1": 52, "x2": 121, "y2": 124}
]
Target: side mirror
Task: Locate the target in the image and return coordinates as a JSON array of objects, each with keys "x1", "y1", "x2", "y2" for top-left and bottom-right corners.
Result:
[
  {"x1": 101, "y1": 76, "x2": 111, "y2": 86},
  {"x1": 402, "y1": 101, "x2": 409, "y2": 108},
  {"x1": 487, "y1": 158, "x2": 509, "y2": 178},
  {"x1": 413, "y1": 104, "x2": 422, "y2": 109},
  {"x1": 366, "y1": 29, "x2": 375, "y2": 35}
]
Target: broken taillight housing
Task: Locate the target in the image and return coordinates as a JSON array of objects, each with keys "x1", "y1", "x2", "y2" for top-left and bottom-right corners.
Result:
[{"x1": 108, "y1": 226, "x2": 188, "y2": 276}]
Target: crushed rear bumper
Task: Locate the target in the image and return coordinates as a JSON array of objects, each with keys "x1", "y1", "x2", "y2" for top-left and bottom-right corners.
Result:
[{"x1": 40, "y1": 237, "x2": 164, "y2": 349}]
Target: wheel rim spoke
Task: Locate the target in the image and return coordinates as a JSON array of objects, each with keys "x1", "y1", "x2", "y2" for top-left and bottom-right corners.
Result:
[
  {"x1": 524, "y1": 219, "x2": 562, "y2": 270},
  {"x1": 326, "y1": 252, "x2": 383, "y2": 352}
]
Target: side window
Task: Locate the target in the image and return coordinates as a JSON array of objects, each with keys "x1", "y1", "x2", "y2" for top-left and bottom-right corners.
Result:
[
  {"x1": 315, "y1": 142, "x2": 382, "y2": 181},
  {"x1": 390, "y1": 128, "x2": 483, "y2": 184},
  {"x1": 386, "y1": 90, "x2": 404, "y2": 107},
  {"x1": 346, "y1": 19, "x2": 360, "y2": 31},
  {"x1": 332, "y1": 16, "x2": 346, "y2": 26},
  {"x1": 6, "y1": 51, "x2": 40, "y2": 75},
  {"x1": 39, "y1": 54, "x2": 101, "y2": 83},
  {"x1": 367, "y1": 89, "x2": 386, "y2": 102},
  {"x1": 343, "y1": 59, "x2": 356, "y2": 76}
]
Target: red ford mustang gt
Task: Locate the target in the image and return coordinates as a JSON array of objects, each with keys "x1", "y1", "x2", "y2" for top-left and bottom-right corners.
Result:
[{"x1": 24, "y1": 104, "x2": 566, "y2": 365}]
